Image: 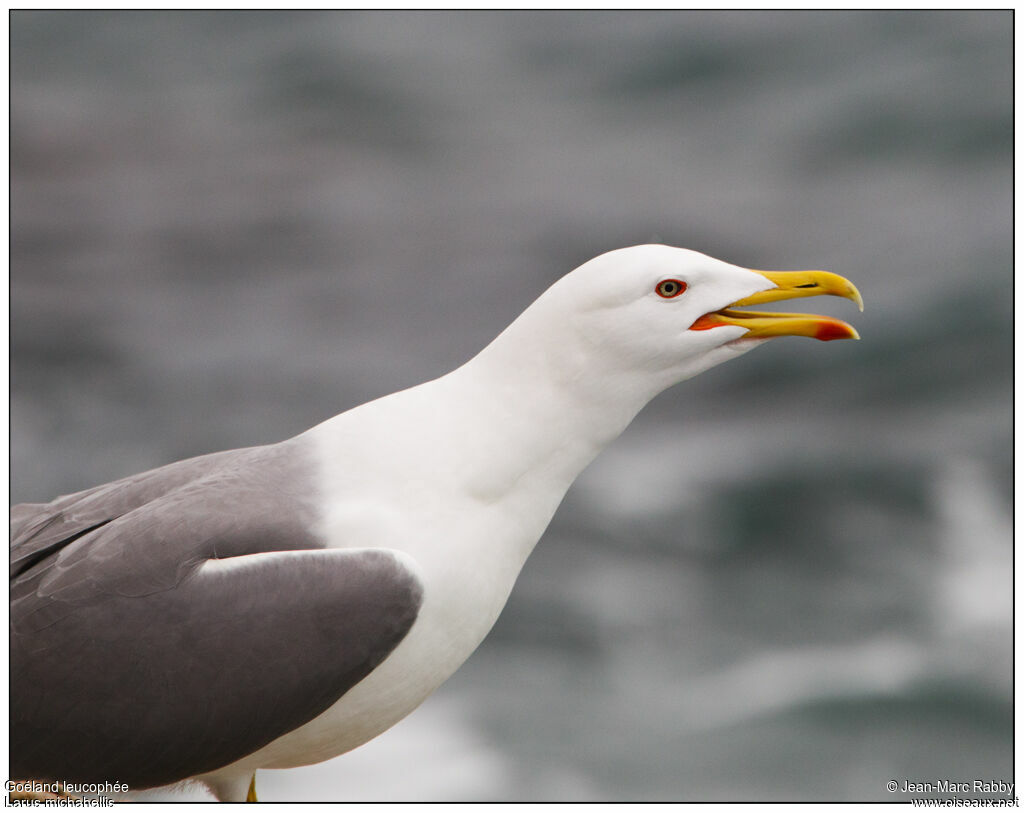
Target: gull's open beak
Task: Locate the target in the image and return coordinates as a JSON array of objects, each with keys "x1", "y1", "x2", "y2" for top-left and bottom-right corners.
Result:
[{"x1": 690, "y1": 269, "x2": 863, "y2": 341}]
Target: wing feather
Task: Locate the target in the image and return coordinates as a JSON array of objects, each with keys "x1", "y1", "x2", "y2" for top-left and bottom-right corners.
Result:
[{"x1": 10, "y1": 439, "x2": 424, "y2": 789}]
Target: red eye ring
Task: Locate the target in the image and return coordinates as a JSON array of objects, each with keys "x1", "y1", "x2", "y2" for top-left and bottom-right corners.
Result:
[{"x1": 655, "y1": 279, "x2": 687, "y2": 298}]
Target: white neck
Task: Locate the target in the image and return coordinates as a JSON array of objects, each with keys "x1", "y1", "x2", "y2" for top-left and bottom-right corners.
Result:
[
  {"x1": 312, "y1": 288, "x2": 709, "y2": 573},
  {"x1": 428, "y1": 295, "x2": 666, "y2": 518}
]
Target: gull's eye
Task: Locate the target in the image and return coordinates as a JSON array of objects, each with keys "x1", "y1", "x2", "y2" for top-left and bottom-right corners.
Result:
[{"x1": 655, "y1": 279, "x2": 687, "y2": 298}]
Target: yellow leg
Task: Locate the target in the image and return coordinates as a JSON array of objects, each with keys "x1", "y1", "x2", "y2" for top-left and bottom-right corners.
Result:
[{"x1": 246, "y1": 774, "x2": 258, "y2": 803}]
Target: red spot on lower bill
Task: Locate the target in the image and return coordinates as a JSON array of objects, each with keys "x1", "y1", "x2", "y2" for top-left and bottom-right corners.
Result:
[{"x1": 815, "y1": 320, "x2": 855, "y2": 341}]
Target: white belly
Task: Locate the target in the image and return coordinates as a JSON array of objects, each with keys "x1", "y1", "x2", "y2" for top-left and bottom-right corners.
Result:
[
  {"x1": 204, "y1": 509, "x2": 529, "y2": 784},
  {"x1": 239, "y1": 578, "x2": 509, "y2": 771}
]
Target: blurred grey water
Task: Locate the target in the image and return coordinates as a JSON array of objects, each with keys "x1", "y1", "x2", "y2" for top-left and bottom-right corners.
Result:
[{"x1": 10, "y1": 10, "x2": 1012, "y2": 802}]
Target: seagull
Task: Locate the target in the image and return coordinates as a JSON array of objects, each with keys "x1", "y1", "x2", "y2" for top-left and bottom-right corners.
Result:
[{"x1": 10, "y1": 245, "x2": 862, "y2": 802}]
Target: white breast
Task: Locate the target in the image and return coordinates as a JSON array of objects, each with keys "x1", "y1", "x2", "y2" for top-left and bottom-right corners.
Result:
[
  {"x1": 202, "y1": 332, "x2": 625, "y2": 789},
  {"x1": 210, "y1": 400, "x2": 543, "y2": 776}
]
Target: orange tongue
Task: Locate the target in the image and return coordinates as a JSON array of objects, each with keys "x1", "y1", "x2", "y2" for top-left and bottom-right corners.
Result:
[{"x1": 689, "y1": 314, "x2": 721, "y2": 332}]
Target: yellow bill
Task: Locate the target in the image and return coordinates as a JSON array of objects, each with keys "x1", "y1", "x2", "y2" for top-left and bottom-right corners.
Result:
[{"x1": 691, "y1": 269, "x2": 863, "y2": 341}]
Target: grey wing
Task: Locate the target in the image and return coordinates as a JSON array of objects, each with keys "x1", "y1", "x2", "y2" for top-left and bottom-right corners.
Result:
[
  {"x1": 10, "y1": 440, "x2": 424, "y2": 790},
  {"x1": 11, "y1": 445, "x2": 253, "y2": 579}
]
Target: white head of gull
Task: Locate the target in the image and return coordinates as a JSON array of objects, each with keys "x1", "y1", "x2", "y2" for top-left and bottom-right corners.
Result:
[{"x1": 10, "y1": 245, "x2": 862, "y2": 801}]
